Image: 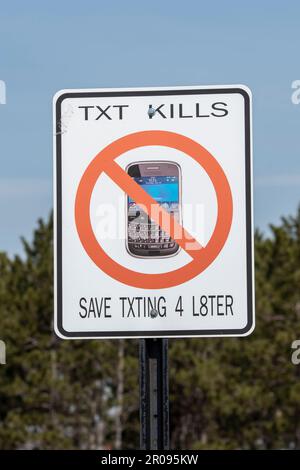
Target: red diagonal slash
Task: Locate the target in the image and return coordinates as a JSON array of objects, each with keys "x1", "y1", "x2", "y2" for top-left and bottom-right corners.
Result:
[{"x1": 103, "y1": 159, "x2": 203, "y2": 257}]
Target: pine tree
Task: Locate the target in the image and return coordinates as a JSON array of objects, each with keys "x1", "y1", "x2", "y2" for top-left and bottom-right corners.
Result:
[{"x1": 0, "y1": 214, "x2": 136, "y2": 449}]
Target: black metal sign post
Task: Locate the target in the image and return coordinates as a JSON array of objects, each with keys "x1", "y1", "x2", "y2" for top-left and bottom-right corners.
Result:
[{"x1": 139, "y1": 338, "x2": 169, "y2": 450}]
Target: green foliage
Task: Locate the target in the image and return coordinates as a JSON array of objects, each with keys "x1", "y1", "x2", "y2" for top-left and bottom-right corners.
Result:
[{"x1": 0, "y1": 207, "x2": 300, "y2": 449}]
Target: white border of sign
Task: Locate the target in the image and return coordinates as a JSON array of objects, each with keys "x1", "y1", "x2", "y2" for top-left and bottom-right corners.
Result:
[{"x1": 53, "y1": 85, "x2": 254, "y2": 339}]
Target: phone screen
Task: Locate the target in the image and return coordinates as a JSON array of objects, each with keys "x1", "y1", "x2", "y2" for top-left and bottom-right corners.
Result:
[{"x1": 127, "y1": 164, "x2": 180, "y2": 257}]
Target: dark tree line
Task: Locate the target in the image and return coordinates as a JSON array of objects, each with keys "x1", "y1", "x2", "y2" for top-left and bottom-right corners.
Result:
[{"x1": 0, "y1": 208, "x2": 300, "y2": 449}]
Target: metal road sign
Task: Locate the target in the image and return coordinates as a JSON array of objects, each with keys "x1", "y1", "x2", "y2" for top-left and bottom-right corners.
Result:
[{"x1": 53, "y1": 85, "x2": 254, "y2": 339}]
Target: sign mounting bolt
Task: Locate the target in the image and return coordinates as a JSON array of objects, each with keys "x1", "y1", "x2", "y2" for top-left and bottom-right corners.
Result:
[
  {"x1": 148, "y1": 105, "x2": 156, "y2": 119},
  {"x1": 150, "y1": 309, "x2": 158, "y2": 318}
]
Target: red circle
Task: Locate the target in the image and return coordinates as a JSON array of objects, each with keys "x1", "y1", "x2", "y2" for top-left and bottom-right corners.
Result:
[{"x1": 75, "y1": 131, "x2": 233, "y2": 288}]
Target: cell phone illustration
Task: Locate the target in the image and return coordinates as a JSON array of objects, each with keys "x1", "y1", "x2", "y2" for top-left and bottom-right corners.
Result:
[{"x1": 126, "y1": 161, "x2": 181, "y2": 258}]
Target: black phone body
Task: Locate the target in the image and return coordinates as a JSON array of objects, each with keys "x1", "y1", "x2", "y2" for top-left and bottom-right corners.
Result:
[{"x1": 126, "y1": 161, "x2": 181, "y2": 258}]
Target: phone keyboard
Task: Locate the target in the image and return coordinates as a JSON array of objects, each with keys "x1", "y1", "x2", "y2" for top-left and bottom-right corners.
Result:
[
  {"x1": 128, "y1": 200, "x2": 180, "y2": 253},
  {"x1": 128, "y1": 221, "x2": 176, "y2": 249}
]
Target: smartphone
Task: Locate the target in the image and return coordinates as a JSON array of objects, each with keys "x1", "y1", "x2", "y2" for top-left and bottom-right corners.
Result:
[{"x1": 126, "y1": 161, "x2": 181, "y2": 258}]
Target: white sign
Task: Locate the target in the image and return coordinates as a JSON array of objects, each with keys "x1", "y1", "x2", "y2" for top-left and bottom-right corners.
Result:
[{"x1": 53, "y1": 85, "x2": 254, "y2": 339}]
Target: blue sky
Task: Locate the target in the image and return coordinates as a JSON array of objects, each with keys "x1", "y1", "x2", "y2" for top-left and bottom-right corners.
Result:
[{"x1": 0, "y1": 0, "x2": 299, "y2": 255}]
